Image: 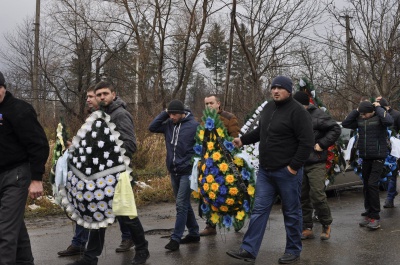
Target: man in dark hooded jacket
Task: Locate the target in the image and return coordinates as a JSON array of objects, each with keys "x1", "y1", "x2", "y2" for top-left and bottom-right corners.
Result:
[
  {"x1": 149, "y1": 99, "x2": 200, "y2": 251},
  {"x1": 293, "y1": 91, "x2": 341, "y2": 241}
]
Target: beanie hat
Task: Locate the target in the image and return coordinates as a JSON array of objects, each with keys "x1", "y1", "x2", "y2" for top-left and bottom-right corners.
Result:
[
  {"x1": 0, "y1": 71, "x2": 6, "y2": 88},
  {"x1": 379, "y1": 98, "x2": 389, "y2": 107},
  {"x1": 167, "y1": 99, "x2": 185, "y2": 114},
  {"x1": 358, "y1": 101, "x2": 374, "y2": 113},
  {"x1": 293, "y1": 91, "x2": 310, "y2": 106},
  {"x1": 271, "y1": 76, "x2": 293, "y2": 93}
]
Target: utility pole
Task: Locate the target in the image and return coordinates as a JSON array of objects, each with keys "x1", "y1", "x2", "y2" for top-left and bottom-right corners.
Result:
[
  {"x1": 223, "y1": 0, "x2": 236, "y2": 111},
  {"x1": 341, "y1": 14, "x2": 353, "y2": 111},
  {"x1": 33, "y1": 0, "x2": 41, "y2": 112}
]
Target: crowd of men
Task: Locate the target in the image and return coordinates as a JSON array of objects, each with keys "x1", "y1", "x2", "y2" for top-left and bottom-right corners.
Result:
[{"x1": 1, "y1": 70, "x2": 399, "y2": 265}]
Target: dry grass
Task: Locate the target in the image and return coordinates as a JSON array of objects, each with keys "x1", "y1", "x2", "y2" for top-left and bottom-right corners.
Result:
[{"x1": 134, "y1": 175, "x2": 175, "y2": 206}]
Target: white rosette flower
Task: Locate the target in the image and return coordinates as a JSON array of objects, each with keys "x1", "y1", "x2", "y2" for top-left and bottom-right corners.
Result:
[
  {"x1": 103, "y1": 152, "x2": 110, "y2": 159},
  {"x1": 71, "y1": 187, "x2": 78, "y2": 197},
  {"x1": 88, "y1": 202, "x2": 98, "y2": 212},
  {"x1": 77, "y1": 218, "x2": 84, "y2": 226},
  {"x1": 66, "y1": 204, "x2": 75, "y2": 213},
  {"x1": 76, "y1": 162, "x2": 82, "y2": 169},
  {"x1": 99, "y1": 164, "x2": 105, "y2": 171},
  {"x1": 66, "y1": 181, "x2": 72, "y2": 190},
  {"x1": 68, "y1": 153, "x2": 73, "y2": 159},
  {"x1": 71, "y1": 176, "x2": 78, "y2": 186},
  {"x1": 110, "y1": 135, "x2": 115, "y2": 142},
  {"x1": 104, "y1": 209, "x2": 114, "y2": 218},
  {"x1": 81, "y1": 156, "x2": 86, "y2": 163},
  {"x1": 104, "y1": 127, "x2": 110, "y2": 135},
  {"x1": 67, "y1": 192, "x2": 73, "y2": 202},
  {"x1": 94, "y1": 189, "x2": 105, "y2": 201},
  {"x1": 92, "y1": 131, "x2": 97, "y2": 138},
  {"x1": 96, "y1": 177, "x2": 106, "y2": 189},
  {"x1": 85, "y1": 168, "x2": 92, "y2": 175},
  {"x1": 105, "y1": 175, "x2": 116, "y2": 185},
  {"x1": 93, "y1": 212, "x2": 105, "y2": 222},
  {"x1": 79, "y1": 148, "x2": 84, "y2": 155},
  {"x1": 92, "y1": 157, "x2": 99, "y2": 165},
  {"x1": 83, "y1": 191, "x2": 95, "y2": 202},
  {"x1": 76, "y1": 191, "x2": 84, "y2": 202},
  {"x1": 104, "y1": 186, "x2": 115, "y2": 197},
  {"x1": 86, "y1": 147, "x2": 92, "y2": 154},
  {"x1": 81, "y1": 140, "x2": 87, "y2": 147},
  {"x1": 114, "y1": 146, "x2": 120, "y2": 153},
  {"x1": 77, "y1": 129, "x2": 86, "y2": 139},
  {"x1": 78, "y1": 202, "x2": 86, "y2": 212},
  {"x1": 72, "y1": 157, "x2": 78, "y2": 163},
  {"x1": 76, "y1": 180, "x2": 85, "y2": 191},
  {"x1": 86, "y1": 180, "x2": 96, "y2": 191},
  {"x1": 98, "y1": 141, "x2": 105, "y2": 148},
  {"x1": 97, "y1": 201, "x2": 108, "y2": 211},
  {"x1": 106, "y1": 160, "x2": 114, "y2": 168},
  {"x1": 83, "y1": 215, "x2": 93, "y2": 223},
  {"x1": 108, "y1": 200, "x2": 113, "y2": 208},
  {"x1": 118, "y1": 156, "x2": 123, "y2": 163},
  {"x1": 96, "y1": 121, "x2": 102, "y2": 128}
]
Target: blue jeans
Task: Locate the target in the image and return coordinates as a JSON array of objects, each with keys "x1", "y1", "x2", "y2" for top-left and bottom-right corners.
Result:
[
  {"x1": 386, "y1": 169, "x2": 398, "y2": 201},
  {"x1": 241, "y1": 166, "x2": 303, "y2": 257},
  {"x1": 170, "y1": 174, "x2": 199, "y2": 242}
]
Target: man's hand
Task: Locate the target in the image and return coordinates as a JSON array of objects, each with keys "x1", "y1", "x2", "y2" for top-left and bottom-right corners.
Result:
[
  {"x1": 314, "y1": 143, "x2": 323, "y2": 152},
  {"x1": 28, "y1": 180, "x2": 43, "y2": 199},
  {"x1": 287, "y1": 165, "x2": 297, "y2": 175},
  {"x1": 232, "y1": 138, "x2": 243, "y2": 148}
]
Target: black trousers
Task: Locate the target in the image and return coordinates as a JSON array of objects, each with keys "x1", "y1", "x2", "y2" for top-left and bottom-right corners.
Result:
[
  {"x1": 361, "y1": 159, "x2": 383, "y2": 220},
  {"x1": 0, "y1": 163, "x2": 34, "y2": 265},
  {"x1": 82, "y1": 216, "x2": 148, "y2": 264}
]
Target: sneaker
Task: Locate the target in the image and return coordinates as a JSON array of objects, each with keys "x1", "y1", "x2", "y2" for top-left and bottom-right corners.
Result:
[
  {"x1": 320, "y1": 225, "x2": 331, "y2": 240},
  {"x1": 359, "y1": 217, "x2": 371, "y2": 227},
  {"x1": 199, "y1": 224, "x2": 217, "y2": 236},
  {"x1": 278, "y1": 253, "x2": 300, "y2": 264},
  {"x1": 226, "y1": 248, "x2": 256, "y2": 262},
  {"x1": 180, "y1": 235, "x2": 200, "y2": 244},
  {"x1": 165, "y1": 239, "x2": 179, "y2": 251},
  {"x1": 366, "y1": 219, "x2": 381, "y2": 230},
  {"x1": 361, "y1": 211, "x2": 369, "y2": 216},
  {"x1": 383, "y1": 200, "x2": 394, "y2": 208},
  {"x1": 116, "y1": 239, "x2": 134, "y2": 252},
  {"x1": 132, "y1": 249, "x2": 150, "y2": 265},
  {"x1": 57, "y1": 245, "x2": 85, "y2": 257},
  {"x1": 301, "y1": 228, "x2": 315, "y2": 240}
]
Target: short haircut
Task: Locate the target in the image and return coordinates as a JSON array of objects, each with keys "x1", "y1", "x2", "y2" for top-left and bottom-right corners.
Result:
[
  {"x1": 205, "y1": 94, "x2": 221, "y2": 102},
  {"x1": 94, "y1": 81, "x2": 115, "y2": 93},
  {"x1": 86, "y1": 85, "x2": 95, "y2": 93}
]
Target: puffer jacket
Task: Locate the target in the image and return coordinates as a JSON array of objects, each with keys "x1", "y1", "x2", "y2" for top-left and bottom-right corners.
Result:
[
  {"x1": 149, "y1": 110, "x2": 199, "y2": 175},
  {"x1": 306, "y1": 105, "x2": 341, "y2": 164},
  {"x1": 342, "y1": 106, "x2": 393, "y2": 159},
  {"x1": 218, "y1": 110, "x2": 240, "y2": 137}
]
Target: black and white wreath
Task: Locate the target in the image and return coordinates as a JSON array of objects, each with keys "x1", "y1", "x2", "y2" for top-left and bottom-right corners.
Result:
[{"x1": 59, "y1": 110, "x2": 132, "y2": 229}]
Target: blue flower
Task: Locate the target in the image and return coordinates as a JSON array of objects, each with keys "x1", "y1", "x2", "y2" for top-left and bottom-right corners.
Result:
[
  {"x1": 219, "y1": 185, "x2": 227, "y2": 195},
  {"x1": 215, "y1": 176, "x2": 224, "y2": 185},
  {"x1": 216, "y1": 196, "x2": 225, "y2": 205},
  {"x1": 206, "y1": 158, "x2": 214, "y2": 167},
  {"x1": 204, "y1": 168, "x2": 209, "y2": 175},
  {"x1": 201, "y1": 203, "x2": 210, "y2": 213},
  {"x1": 241, "y1": 168, "x2": 250, "y2": 181},
  {"x1": 222, "y1": 215, "x2": 233, "y2": 228},
  {"x1": 243, "y1": 200, "x2": 250, "y2": 212},
  {"x1": 193, "y1": 144, "x2": 202, "y2": 155},
  {"x1": 205, "y1": 117, "x2": 215, "y2": 130},
  {"x1": 210, "y1": 166, "x2": 219, "y2": 176},
  {"x1": 201, "y1": 178, "x2": 206, "y2": 184},
  {"x1": 223, "y1": 140, "x2": 234, "y2": 152}
]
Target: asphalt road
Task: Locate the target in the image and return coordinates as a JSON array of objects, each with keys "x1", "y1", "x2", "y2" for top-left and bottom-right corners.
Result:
[{"x1": 27, "y1": 187, "x2": 400, "y2": 265}]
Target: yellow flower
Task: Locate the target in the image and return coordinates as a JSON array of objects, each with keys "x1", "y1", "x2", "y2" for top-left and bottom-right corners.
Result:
[
  {"x1": 233, "y1": 156, "x2": 244, "y2": 167},
  {"x1": 210, "y1": 212, "x2": 219, "y2": 224},
  {"x1": 236, "y1": 210, "x2": 245, "y2": 220},
  {"x1": 206, "y1": 174, "x2": 214, "y2": 183},
  {"x1": 209, "y1": 191, "x2": 216, "y2": 200},
  {"x1": 201, "y1": 164, "x2": 206, "y2": 172},
  {"x1": 225, "y1": 174, "x2": 235, "y2": 184},
  {"x1": 211, "y1": 205, "x2": 218, "y2": 211},
  {"x1": 226, "y1": 198, "x2": 235, "y2": 205},
  {"x1": 198, "y1": 174, "x2": 203, "y2": 183},
  {"x1": 204, "y1": 152, "x2": 209, "y2": 159},
  {"x1": 211, "y1": 183, "x2": 219, "y2": 192},
  {"x1": 220, "y1": 205, "x2": 228, "y2": 212},
  {"x1": 192, "y1": 191, "x2": 200, "y2": 199},
  {"x1": 247, "y1": 185, "x2": 255, "y2": 196},
  {"x1": 207, "y1": 142, "x2": 214, "y2": 151},
  {"x1": 203, "y1": 183, "x2": 209, "y2": 191},
  {"x1": 219, "y1": 163, "x2": 229, "y2": 172},
  {"x1": 199, "y1": 130, "x2": 204, "y2": 141},
  {"x1": 229, "y1": 187, "x2": 239, "y2": 196},
  {"x1": 212, "y1": 152, "x2": 222, "y2": 161},
  {"x1": 217, "y1": 127, "x2": 225, "y2": 137}
]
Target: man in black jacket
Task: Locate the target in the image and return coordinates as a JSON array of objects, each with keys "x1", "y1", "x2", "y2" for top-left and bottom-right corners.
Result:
[
  {"x1": 226, "y1": 76, "x2": 314, "y2": 264},
  {"x1": 0, "y1": 71, "x2": 50, "y2": 264},
  {"x1": 293, "y1": 91, "x2": 341, "y2": 241},
  {"x1": 342, "y1": 100, "x2": 393, "y2": 230},
  {"x1": 377, "y1": 97, "x2": 400, "y2": 208}
]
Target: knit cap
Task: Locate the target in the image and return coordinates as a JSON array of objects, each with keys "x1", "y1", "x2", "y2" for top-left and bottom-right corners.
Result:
[
  {"x1": 293, "y1": 91, "x2": 310, "y2": 106},
  {"x1": 167, "y1": 99, "x2": 185, "y2": 114},
  {"x1": 270, "y1": 76, "x2": 293, "y2": 93},
  {"x1": 358, "y1": 101, "x2": 374, "y2": 113}
]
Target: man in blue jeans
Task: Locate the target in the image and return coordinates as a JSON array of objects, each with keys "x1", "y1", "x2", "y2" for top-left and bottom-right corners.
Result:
[
  {"x1": 149, "y1": 99, "x2": 200, "y2": 251},
  {"x1": 226, "y1": 76, "x2": 314, "y2": 264},
  {"x1": 57, "y1": 88, "x2": 133, "y2": 257}
]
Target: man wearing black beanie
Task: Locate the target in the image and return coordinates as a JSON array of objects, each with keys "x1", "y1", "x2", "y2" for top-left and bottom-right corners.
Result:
[
  {"x1": 0, "y1": 71, "x2": 50, "y2": 264},
  {"x1": 342, "y1": 99, "x2": 393, "y2": 230},
  {"x1": 227, "y1": 76, "x2": 314, "y2": 264}
]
